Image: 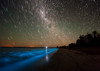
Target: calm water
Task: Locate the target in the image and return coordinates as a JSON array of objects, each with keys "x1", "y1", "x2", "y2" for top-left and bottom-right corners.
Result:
[{"x1": 0, "y1": 47, "x2": 58, "y2": 71}]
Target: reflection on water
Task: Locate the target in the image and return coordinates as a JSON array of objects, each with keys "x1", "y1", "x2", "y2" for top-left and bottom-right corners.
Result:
[
  {"x1": 45, "y1": 46, "x2": 48, "y2": 62},
  {"x1": 0, "y1": 48, "x2": 58, "y2": 71}
]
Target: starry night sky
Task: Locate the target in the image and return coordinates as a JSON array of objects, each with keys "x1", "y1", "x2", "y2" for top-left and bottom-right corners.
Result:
[{"x1": 0, "y1": 0, "x2": 100, "y2": 47}]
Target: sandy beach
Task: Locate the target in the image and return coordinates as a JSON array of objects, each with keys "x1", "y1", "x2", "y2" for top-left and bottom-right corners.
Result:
[{"x1": 39, "y1": 48, "x2": 100, "y2": 71}]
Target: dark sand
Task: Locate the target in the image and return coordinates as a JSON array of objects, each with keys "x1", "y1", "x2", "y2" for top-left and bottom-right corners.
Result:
[{"x1": 39, "y1": 48, "x2": 100, "y2": 71}]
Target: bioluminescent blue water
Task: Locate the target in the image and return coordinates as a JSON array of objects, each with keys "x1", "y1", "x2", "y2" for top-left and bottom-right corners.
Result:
[{"x1": 0, "y1": 48, "x2": 58, "y2": 71}]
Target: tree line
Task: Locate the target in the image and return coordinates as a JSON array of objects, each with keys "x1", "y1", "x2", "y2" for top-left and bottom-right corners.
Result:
[{"x1": 58, "y1": 31, "x2": 100, "y2": 48}]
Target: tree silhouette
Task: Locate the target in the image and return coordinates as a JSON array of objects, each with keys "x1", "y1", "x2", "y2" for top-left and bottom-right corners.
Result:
[
  {"x1": 92, "y1": 31, "x2": 97, "y2": 39},
  {"x1": 68, "y1": 31, "x2": 100, "y2": 48}
]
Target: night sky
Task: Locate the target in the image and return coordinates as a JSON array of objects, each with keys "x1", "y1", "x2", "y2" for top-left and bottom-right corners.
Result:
[{"x1": 0, "y1": 0, "x2": 100, "y2": 47}]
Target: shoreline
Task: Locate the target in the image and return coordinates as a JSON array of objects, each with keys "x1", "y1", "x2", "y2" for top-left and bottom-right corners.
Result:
[{"x1": 39, "y1": 48, "x2": 100, "y2": 71}]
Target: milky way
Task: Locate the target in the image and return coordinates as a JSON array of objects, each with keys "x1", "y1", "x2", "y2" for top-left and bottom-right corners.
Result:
[{"x1": 0, "y1": 0, "x2": 100, "y2": 47}]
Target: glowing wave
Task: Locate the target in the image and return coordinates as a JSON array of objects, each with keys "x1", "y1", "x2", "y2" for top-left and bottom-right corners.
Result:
[{"x1": 0, "y1": 48, "x2": 58, "y2": 71}]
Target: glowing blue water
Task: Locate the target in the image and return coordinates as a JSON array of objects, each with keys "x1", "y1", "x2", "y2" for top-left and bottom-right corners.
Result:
[{"x1": 0, "y1": 48, "x2": 58, "y2": 71}]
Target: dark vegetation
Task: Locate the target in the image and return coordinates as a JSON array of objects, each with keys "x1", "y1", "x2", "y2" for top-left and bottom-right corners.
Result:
[{"x1": 58, "y1": 31, "x2": 100, "y2": 49}]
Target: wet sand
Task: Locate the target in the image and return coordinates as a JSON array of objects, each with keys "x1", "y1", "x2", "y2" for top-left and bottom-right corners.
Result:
[{"x1": 39, "y1": 48, "x2": 100, "y2": 71}]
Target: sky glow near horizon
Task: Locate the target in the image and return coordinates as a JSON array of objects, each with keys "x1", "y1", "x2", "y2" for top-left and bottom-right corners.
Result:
[{"x1": 0, "y1": 0, "x2": 100, "y2": 47}]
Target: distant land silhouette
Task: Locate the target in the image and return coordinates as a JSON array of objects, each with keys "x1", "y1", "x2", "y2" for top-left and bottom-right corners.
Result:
[{"x1": 58, "y1": 31, "x2": 100, "y2": 49}]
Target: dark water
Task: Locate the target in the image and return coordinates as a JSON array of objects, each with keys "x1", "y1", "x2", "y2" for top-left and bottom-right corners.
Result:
[{"x1": 0, "y1": 47, "x2": 58, "y2": 71}]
